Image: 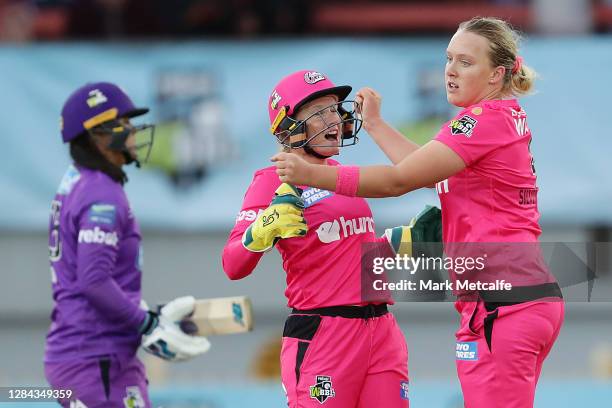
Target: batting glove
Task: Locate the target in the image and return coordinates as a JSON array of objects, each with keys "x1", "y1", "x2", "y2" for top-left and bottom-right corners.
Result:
[
  {"x1": 140, "y1": 296, "x2": 211, "y2": 361},
  {"x1": 383, "y1": 205, "x2": 442, "y2": 257},
  {"x1": 242, "y1": 183, "x2": 308, "y2": 252}
]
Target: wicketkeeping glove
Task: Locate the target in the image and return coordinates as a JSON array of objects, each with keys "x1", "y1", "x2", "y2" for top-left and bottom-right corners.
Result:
[
  {"x1": 140, "y1": 296, "x2": 211, "y2": 362},
  {"x1": 383, "y1": 205, "x2": 442, "y2": 257},
  {"x1": 242, "y1": 183, "x2": 308, "y2": 252}
]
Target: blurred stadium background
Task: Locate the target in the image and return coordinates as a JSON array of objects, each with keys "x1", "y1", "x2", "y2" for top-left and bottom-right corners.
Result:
[{"x1": 1, "y1": 0, "x2": 612, "y2": 407}]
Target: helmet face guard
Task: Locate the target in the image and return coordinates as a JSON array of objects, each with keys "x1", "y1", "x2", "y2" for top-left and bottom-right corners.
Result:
[
  {"x1": 89, "y1": 119, "x2": 155, "y2": 167},
  {"x1": 267, "y1": 71, "x2": 361, "y2": 155},
  {"x1": 271, "y1": 100, "x2": 363, "y2": 150}
]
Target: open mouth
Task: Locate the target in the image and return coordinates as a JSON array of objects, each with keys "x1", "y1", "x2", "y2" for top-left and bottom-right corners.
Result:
[
  {"x1": 324, "y1": 129, "x2": 339, "y2": 142},
  {"x1": 447, "y1": 81, "x2": 459, "y2": 90}
]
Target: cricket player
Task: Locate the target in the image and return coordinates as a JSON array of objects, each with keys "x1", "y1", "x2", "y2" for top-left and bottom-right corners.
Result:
[
  {"x1": 272, "y1": 18, "x2": 565, "y2": 408},
  {"x1": 45, "y1": 82, "x2": 210, "y2": 408},
  {"x1": 222, "y1": 70, "x2": 429, "y2": 407}
]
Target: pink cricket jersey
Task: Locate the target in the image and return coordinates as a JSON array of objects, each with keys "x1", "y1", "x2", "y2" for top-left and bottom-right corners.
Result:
[
  {"x1": 434, "y1": 99, "x2": 554, "y2": 287},
  {"x1": 222, "y1": 159, "x2": 391, "y2": 309},
  {"x1": 434, "y1": 99, "x2": 541, "y2": 244}
]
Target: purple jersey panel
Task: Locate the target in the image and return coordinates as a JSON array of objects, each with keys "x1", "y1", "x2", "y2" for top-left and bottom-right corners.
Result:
[{"x1": 46, "y1": 165, "x2": 146, "y2": 362}]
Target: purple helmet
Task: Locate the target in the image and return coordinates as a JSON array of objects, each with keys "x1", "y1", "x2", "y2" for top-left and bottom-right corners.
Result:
[{"x1": 60, "y1": 82, "x2": 149, "y2": 143}]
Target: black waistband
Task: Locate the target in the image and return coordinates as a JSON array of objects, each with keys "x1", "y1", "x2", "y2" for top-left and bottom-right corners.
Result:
[
  {"x1": 291, "y1": 304, "x2": 388, "y2": 319},
  {"x1": 480, "y1": 282, "x2": 563, "y2": 310}
]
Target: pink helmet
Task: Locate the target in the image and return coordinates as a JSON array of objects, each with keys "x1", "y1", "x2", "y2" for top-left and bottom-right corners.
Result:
[{"x1": 268, "y1": 70, "x2": 351, "y2": 135}]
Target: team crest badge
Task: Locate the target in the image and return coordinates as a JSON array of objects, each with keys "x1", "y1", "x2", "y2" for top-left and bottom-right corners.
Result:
[
  {"x1": 304, "y1": 71, "x2": 326, "y2": 84},
  {"x1": 449, "y1": 115, "x2": 477, "y2": 137},
  {"x1": 309, "y1": 375, "x2": 336, "y2": 404},
  {"x1": 270, "y1": 90, "x2": 282, "y2": 109}
]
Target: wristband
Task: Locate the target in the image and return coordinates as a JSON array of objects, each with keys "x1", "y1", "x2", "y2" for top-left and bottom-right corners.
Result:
[
  {"x1": 139, "y1": 311, "x2": 159, "y2": 335},
  {"x1": 335, "y1": 165, "x2": 360, "y2": 197}
]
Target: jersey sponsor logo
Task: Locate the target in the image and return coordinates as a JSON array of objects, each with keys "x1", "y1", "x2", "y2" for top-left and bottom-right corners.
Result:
[
  {"x1": 435, "y1": 179, "x2": 450, "y2": 194},
  {"x1": 78, "y1": 226, "x2": 119, "y2": 247},
  {"x1": 88, "y1": 203, "x2": 116, "y2": 225},
  {"x1": 316, "y1": 216, "x2": 375, "y2": 243},
  {"x1": 304, "y1": 71, "x2": 326, "y2": 84},
  {"x1": 270, "y1": 90, "x2": 282, "y2": 109},
  {"x1": 316, "y1": 220, "x2": 341, "y2": 243},
  {"x1": 57, "y1": 165, "x2": 81, "y2": 195},
  {"x1": 449, "y1": 115, "x2": 477, "y2": 137},
  {"x1": 302, "y1": 187, "x2": 333, "y2": 208},
  {"x1": 123, "y1": 386, "x2": 145, "y2": 408},
  {"x1": 309, "y1": 375, "x2": 336, "y2": 404},
  {"x1": 400, "y1": 380, "x2": 410, "y2": 400},
  {"x1": 86, "y1": 89, "x2": 108, "y2": 108},
  {"x1": 235, "y1": 209, "x2": 264, "y2": 224},
  {"x1": 456, "y1": 341, "x2": 478, "y2": 361}
]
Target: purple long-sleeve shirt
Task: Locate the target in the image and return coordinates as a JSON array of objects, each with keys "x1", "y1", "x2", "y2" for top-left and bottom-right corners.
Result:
[{"x1": 45, "y1": 165, "x2": 146, "y2": 362}]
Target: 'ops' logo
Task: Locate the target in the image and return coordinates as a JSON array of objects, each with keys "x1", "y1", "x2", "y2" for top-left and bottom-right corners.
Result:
[{"x1": 309, "y1": 375, "x2": 336, "y2": 404}]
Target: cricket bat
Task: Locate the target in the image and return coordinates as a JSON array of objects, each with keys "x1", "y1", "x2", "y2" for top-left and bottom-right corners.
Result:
[{"x1": 179, "y1": 296, "x2": 254, "y2": 336}]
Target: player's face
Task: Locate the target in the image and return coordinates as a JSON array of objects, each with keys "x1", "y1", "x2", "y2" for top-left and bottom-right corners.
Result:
[
  {"x1": 295, "y1": 94, "x2": 342, "y2": 157},
  {"x1": 445, "y1": 30, "x2": 503, "y2": 107},
  {"x1": 121, "y1": 118, "x2": 137, "y2": 157},
  {"x1": 92, "y1": 118, "x2": 138, "y2": 166},
  {"x1": 91, "y1": 129, "x2": 126, "y2": 167}
]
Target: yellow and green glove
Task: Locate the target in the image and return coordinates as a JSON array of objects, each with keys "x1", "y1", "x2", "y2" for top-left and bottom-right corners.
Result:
[
  {"x1": 242, "y1": 183, "x2": 308, "y2": 252},
  {"x1": 383, "y1": 205, "x2": 442, "y2": 257}
]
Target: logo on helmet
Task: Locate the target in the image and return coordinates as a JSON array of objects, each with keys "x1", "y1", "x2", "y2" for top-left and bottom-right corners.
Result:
[
  {"x1": 270, "y1": 90, "x2": 282, "y2": 109},
  {"x1": 86, "y1": 89, "x2": 108, "y2": 108},
  {"x1": 304, "y1": 71, "x2": 325, "y2": 84}
]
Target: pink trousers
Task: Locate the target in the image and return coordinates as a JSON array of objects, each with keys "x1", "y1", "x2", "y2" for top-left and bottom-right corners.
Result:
[
  {"x1": 280, "y1": 308, "x2": 409, "y2": 407},
  {"x1": 455, "y1": 298, "x2": 565, "y2": 408}
]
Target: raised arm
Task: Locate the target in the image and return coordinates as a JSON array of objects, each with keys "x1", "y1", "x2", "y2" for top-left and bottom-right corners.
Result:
[
  {"x1": 272, "y1": 140, "x2": 465, "y2": 198},
  {"x1": 356, "y1": 87, "x2": 421, "y2": 164}
]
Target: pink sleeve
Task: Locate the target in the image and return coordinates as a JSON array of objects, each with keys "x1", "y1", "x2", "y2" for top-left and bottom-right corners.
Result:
[
  {"x1": 434, "y1": 107, "x2": 505, "y2": 166},
  {"x1": 221, "y1": 168, "x2": 281, "y2": 280}
]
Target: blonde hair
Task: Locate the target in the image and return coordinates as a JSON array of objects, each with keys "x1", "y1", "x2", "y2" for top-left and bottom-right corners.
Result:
[{"x1": 459, "y1": 17, "x2": 536, "y2": 96}]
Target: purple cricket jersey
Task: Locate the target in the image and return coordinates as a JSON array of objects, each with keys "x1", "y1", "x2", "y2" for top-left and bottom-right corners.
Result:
[{"x1": 45, "y1": 164, "x2": 146, "y2": 362}]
